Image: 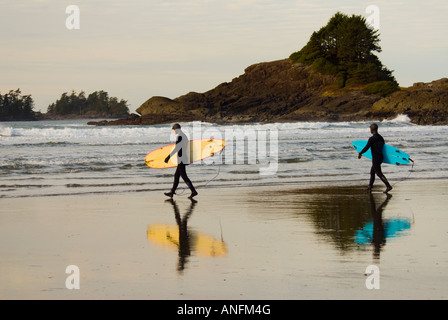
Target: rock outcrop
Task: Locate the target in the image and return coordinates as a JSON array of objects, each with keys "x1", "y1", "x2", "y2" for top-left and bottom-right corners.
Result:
[
  {"x1": 88, "y1": 59, "x2": 448, "y2": 126},
  {"x1": 135, "y1": 59, "x2": 381, "y2": 124},
  {"x1": 369, "y1": 78, "x2": 448, "y2": 125}
]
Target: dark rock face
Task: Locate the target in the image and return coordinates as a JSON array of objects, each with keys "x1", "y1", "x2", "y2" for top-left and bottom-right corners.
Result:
[
  {"x1": 369, "y1": 78, "x2": 448, "y2": 125},
  {"x1": 87, "y1": 113, "x2": 142, "y2": 126},
  {"x1": 135, "y1": 59, "x2": 381, "y2": 124},
  {"x1": 88, "y1": 59, "x2": 448, "y2": 126}
]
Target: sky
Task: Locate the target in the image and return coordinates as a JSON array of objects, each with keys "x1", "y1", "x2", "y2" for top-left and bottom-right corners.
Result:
[{"x1": 1, "y1": 0, "x2": 447, "y2": 113}]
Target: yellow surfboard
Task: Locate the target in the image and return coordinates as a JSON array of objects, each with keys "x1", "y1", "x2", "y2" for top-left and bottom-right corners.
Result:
[{"x1": 145, "y1": 138, "x2": 225, "y2": 169}]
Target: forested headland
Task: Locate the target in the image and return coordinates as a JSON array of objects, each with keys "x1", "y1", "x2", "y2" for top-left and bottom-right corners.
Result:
[
  {"x1": 46, "y1": 90, "x2": 129, "y2": 118},
  {"x1": 0, "y1": 89, "x2": 36, "y2": 121},
  {"x1": 0, "y1": 89, "x2": 130, "y2": 121}
]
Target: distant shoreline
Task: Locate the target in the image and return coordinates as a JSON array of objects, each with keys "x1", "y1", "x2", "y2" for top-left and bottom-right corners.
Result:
[
  {"x1": 2, "y1": 112, "x2": 446, "y2": 126},
  {"x1": 2, "y1": 74, "x2": 447, "y2": 126},
  {"x1": 0, "y1": 113, "x2": 127, "y2": 122}
]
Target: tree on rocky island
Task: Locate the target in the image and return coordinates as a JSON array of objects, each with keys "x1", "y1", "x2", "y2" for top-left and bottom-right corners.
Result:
[
  {"x1": 47, "y1": 90, "x2": 129, "y2": 117},
  {"x1": 0, "y1": 89, "x2": 36, "y2": 121},
  {"x1": 290, "y1": 12, "x2": 399, "y2": 95}
]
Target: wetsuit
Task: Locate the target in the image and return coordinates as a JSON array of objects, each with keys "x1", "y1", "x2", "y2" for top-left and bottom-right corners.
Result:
[
  {"x1": 360, "y1": 133, "x2": 391, "y2": 189},
  {"x1": 167, "y1": 129, "x2": 196, "y2": 194}
]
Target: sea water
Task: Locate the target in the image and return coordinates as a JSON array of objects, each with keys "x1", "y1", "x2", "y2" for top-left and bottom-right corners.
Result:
[{"x1": 1, "y1": 116, "x2": 447, "y2": 198}]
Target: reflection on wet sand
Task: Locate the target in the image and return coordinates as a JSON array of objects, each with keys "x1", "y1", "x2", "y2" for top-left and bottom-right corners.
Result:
[
  {"x1": 250, "y1": 185, "x2": 412, "y2": 258},
  {"x1": 147, "y1": 199, "x2": 228, "y2": 273},
  {"x1": 355, "y1": 193, "x2": 412, "y2": 259},
  {"x1": 361, "y1": 193, "x2": 391, "y2": 259}
]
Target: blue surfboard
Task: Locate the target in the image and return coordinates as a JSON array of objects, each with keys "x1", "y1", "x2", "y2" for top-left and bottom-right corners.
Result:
[{"x1": 352, "y1": 140, "x2": 411, "y2": 166}]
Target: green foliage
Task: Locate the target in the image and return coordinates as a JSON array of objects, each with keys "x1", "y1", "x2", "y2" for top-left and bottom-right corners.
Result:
[
  {"x1": 290, "y1": 12, "x2": 398, "y2": 88},
  {"x1": 0, "y1": 89, "x2": 35, "y2": 120},
  {"x1": 311, "y1": 57, "x2": 339, "y2": 76},
  {"x1": 363, "y1": 81, "x2": 400, "y2": 97},
  {"x1": 47, "y1": 90, "x2": 129, "y2": 116}
]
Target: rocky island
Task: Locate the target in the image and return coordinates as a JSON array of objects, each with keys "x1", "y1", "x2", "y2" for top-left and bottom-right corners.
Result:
[
  {"x1": 90, "y1": 60, "x2": 447, "y2": 126},
  {"x1": 90, "y1": 12, "x2": 447, "y2": 126},
  {"x1": 370, "y1": 78, "x2": 448, "y2": 125}
]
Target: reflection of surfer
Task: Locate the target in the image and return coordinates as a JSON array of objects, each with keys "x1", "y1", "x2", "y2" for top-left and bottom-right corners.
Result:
[
  {"x1": 370, "y1": 193, "x2": 392, "y2": 259},
  {"x1": 166, "y1": 198, "x2": 197, "y2": 272},
  {"x1": 358, "y1": 123, "x2": 393, "y2": 193},
  {"x1": 164, "y1": 123, "x2": 198, "y2": 199}
]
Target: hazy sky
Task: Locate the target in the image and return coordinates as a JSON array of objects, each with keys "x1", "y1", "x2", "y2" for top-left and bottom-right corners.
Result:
[{"x1": 1, "y1": 0, "x2": 447, "y2": 113}]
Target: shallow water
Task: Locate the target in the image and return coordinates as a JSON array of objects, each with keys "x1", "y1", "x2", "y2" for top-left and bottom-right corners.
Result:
[{"x1": 1, "y1": 118, "x2": 448, "y2": 198}]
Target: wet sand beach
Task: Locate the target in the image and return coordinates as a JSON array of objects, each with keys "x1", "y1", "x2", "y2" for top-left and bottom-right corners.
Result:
[{"x1": 1, "y1": 178, "x2": 447, "y2": 300}]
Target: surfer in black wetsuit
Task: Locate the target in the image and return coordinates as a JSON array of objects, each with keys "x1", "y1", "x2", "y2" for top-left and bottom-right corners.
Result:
[
  {"x1": 164, "y1": 123, "x2": 198, "y2": 199},
  {"x1": 358, "y1": 123, "x2": 393, "y2": 193}
]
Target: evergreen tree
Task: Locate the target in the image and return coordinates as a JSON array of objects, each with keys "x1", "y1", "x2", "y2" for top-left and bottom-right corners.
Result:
[
  {"x1": 47, "y1": 90, "x2": 129, "y2": 117},
  {"x1": 0, "y1": 89, "x2": 36, "y2": 120},
  {"x1": 290, "y1": 12, "x2": 398, "y2": 92}
]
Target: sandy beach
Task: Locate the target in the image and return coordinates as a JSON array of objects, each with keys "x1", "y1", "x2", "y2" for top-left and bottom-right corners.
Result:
[{"x1": 1, "y1": 178, "x2": 447, "y2": 300}]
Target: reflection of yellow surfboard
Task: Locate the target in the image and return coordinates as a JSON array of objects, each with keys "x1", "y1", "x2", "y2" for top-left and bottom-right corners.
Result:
[
  {"x1": 145, "y1": 139, "x2": 225, "y2": 169},
  {"x1": 147, "y1": 225, "x2": 228, "y2": 257}
]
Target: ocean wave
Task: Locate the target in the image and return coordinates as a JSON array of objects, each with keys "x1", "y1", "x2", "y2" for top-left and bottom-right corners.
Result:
[
  {"x1": 279, "y1": 157, "x2": 313, "y2": 164},
  {"x1": 1, "y1": 119, "x2": 434, "y2": 148},
  {"x1": 382, "y1": 114, "x2": 412, "y2": 124},
  {"x1": 66, "y1": 182, "x2": 147, "y2": 188},
  {"x1": 0, "y1": 126, "x2": 22, "y2": 137},
  {"x1": 0, "y1": 125, "x2": 170, "y2": 145},
  {"x1": 1, "y1": 120, "x2": 448, "y2": 199}
]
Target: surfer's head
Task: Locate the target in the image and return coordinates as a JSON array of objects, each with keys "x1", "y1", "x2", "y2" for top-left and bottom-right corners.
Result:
[
  {"x1": 172, "y1": 123, "x2": 181, "y2": 133},
  {"x1": 370, "y1": 123, "x2": 378, "y2": 134}
]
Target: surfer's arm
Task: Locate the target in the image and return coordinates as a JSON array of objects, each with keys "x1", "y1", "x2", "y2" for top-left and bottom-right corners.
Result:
[
  {"x1": 168, "y1": 136, "x2": 183, "y2": 158},
  {"x1": 164, "y1": 136, "x2": 183, "y2": 163},
  {"x1": 359, "y1": 137, "x2": 373, "y2": 155}
]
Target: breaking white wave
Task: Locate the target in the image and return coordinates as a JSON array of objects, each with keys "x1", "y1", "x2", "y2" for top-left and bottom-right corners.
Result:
[
  {"x1": 1, "y1": 119, "x2": 448, "y2": 198},
  {"x1": 0, "y1": 122, "x2": 169, "y2": 145},
  {"x1": 0, "y1": 126, "x2": 22, "y2": 137},
  {"x1": 382, "y1": 114, "x2": 412, "y2": 124}
]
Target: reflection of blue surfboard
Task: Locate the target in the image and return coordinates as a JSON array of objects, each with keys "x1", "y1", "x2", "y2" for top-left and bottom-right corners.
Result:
[
  {"x1": 354, "y1": 217, "x2": 411, "y2": 244},
  {"x1": 352, "y1": 140, "x2": 412, "y2": 166}
]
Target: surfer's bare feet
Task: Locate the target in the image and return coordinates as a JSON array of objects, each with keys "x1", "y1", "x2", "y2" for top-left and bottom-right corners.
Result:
[
  {"x1": 366, "y1": 186, "x2": 372, "y2": 193},
  {"x1": 164, "y1": 191, "x2": 175, "y2": 198},
  {"x1": 188, "y1": 190, "x2": 198, "y2": 199},
  {"x1": 384, "y1": 186, "x2": 392, "y2": 193}
]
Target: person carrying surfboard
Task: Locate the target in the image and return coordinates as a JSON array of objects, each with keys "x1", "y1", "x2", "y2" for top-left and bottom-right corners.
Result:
[
  {"x1": 164, "y1": 123, "x2": 198, "y2": 199},
  {"x1": 358, "y1": 123, "x2": 393, "y2": 193}
]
